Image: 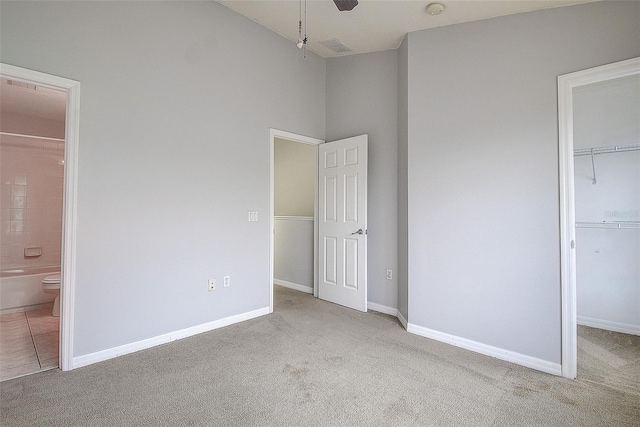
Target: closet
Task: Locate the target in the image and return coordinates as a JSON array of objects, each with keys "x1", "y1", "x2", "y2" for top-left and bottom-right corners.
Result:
[{"x1": 573, "y1": 74, "x2": 640, "y2": 335}]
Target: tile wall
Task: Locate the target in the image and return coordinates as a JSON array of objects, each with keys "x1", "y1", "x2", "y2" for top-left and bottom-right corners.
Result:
[{"x1": 0, "y1": 134, "x2": 65, "y2": 270}]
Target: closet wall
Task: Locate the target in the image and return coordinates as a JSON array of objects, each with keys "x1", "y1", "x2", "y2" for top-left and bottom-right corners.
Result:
[
  {"x1": 273, "y1": 138, "x2": 316, "y2": 292},
  {"x1": 574, "y1": 74, "x2": 640, "y2": 335}
]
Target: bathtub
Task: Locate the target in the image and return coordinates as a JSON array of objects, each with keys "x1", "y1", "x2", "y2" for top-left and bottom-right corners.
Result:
[{"x1": 0, "y1": 265, "x2": 60, "y2": 313}]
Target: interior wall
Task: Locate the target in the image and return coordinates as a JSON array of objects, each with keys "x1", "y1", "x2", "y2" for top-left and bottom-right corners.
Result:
[
  {"x1": 573, "y1": 75, "x2": 640, "y2": 333},
  {"x1": 405, "y1": 1, "x2": 640, "y2": 364},
  {"x1": 0, "y1": 112, "x2": 65, "y2": 139},
  {"x1": 0, "y1": 1, "x2": 326, "y2": 357},
  {"x1": 326, "y1": 49, "x2": 398, "y2": 311},
  {"x1": 274, "y1": 138, "x2": 315, "y2": 217},
  {"x1": 273, "y1": 218, "x2": 314, "y2": 290}
]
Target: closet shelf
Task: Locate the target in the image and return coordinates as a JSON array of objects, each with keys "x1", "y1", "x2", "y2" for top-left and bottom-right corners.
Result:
[
  {"x1": 574, "y1": 143, "x2": 640, "y2": 157},
  {"x1": 576, "y1": 221, "x2": 640, "y2": 229}
]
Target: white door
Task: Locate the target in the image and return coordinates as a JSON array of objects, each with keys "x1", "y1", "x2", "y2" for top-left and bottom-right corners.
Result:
[{"x1": 318, "y1": 135, "x2": 368, "y2": 312}]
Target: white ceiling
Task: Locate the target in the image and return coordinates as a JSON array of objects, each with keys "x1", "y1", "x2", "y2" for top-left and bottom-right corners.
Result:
[{"x1": 217, "y1": 0, "x2": 596, "y2": 58}]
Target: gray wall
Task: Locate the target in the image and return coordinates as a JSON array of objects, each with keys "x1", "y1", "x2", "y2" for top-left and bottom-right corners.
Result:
[
  {"x1": 1, "y1": 1, "x2": 326, "y2": 356},
  {"x1": 405, "y1": 1, "x2": 640, "y2": 363},
  {"x1": 274, "y1": 138, "x2": 316, "y2": 217},
  {"x1": 326, "y1": 50, "x2": 398, "y2": 310},
  {"x1": 3, "y1": 0, "x2": 639, "y2": 369},
  {"x1": 274, "y1": 218, "x2": 314, "y2": 290}
]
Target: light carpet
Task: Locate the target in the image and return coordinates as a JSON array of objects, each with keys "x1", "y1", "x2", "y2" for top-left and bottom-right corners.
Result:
[{"x1": 1, "y1": 286, "x2": 638, "y2": 426}]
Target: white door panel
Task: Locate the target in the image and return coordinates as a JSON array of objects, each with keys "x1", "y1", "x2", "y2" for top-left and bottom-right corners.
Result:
[{"x1": 318, "y1": 135, "x2": 367, "y2": 312}]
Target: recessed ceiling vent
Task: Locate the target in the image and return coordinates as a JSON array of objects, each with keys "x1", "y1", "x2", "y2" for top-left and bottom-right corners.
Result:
[{"x1": 320, "y1": 38, "x2": 353, "y2": 54}]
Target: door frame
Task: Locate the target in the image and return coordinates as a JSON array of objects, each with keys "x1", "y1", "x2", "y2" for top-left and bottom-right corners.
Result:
[
  {"x1": 269, "y1": 129, "x2": 324, "y2": 313},
  {"x1": 1, "y1": 63, "x2": 80, "y2": 371},
  {"x1": 557, "y1": 56, "x2": 640, "y2": 379}
]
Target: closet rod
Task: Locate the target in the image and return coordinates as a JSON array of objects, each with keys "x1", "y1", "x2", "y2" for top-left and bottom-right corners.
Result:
[
  {"x1": 574, "y1": 143, "x2": 640, "y2": 157},
  {"x1": 576, "y1": 221, "x2": 640, "y2": 229},
  {"x1": 0, "y1": 131, "x2": 65, "y2": 142}
]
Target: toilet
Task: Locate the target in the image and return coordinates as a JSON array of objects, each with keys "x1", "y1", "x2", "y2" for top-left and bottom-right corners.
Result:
[{"x1": 42, "y1": 274, "x2": 61, "y2": 317}]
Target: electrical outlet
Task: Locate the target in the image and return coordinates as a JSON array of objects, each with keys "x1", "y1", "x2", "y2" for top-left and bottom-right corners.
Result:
[
  {"x1": 208, "y1": 278, "x2": 216, "y2": 291},
  {"x1": 386, "y1": 269, "x2": 393, "y2": 280},
  {"x1": 223, "y1": 276, "x2": 230, "y2": 287}
]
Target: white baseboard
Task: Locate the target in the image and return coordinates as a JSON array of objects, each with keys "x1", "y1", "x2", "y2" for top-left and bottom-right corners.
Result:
[
  {"x1": 73, "y1": 306, "x2": 270, "y2": 369},
  {"x1": 578, "y1": 315, "x2": 640, "y2": 336},
  {"x1": 407, "y1": 323, "x2": 562, "y2": 376},
  {"x1": 273, "y1": 279, "x2": 313, "y2": 294},
  {"x1": 397, "y1": 311, "x2": 408, "y2": 330},
  {"x1": 367, "y1": 302, "x2": 397, "y2": 316}
]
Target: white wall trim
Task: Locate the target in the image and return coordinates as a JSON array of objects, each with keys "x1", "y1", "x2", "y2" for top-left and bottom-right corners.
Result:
[
  {"x1": 73, "y1": 307, "x2": 270, "y2": 369},
  {"x1": 397, "y1": 311, "x2": 408, "y2": 330},
  {"x1": 407, "y1": 323, "x2": 562, "y2": 376},
  {"x1": 557, "y1": 56, "x2": 640, "y2": 379},
  {"x1": 274, "y1": 216, "x2": 314, "y2": 221},
  {"x1": 274, "y1": 279, "x2": 313, "y2": 294},
  {"x1": 0, "y1": 63, "x2": 81, "y2": 372},
  {"x1": 578, "y1": 316, "x2": 640, "y2": 336},
  {"x1": 367, "y1": 302, "x2": 397, "y2": 317}
]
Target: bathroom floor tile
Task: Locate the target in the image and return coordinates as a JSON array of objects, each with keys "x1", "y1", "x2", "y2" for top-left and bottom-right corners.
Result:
[
  {"x1": 0, "y1": 312, "x2": 26, "y2": 323},
  {"x1": 33, "y1": 331, "x2": 58, "y2": 359},
  {"x1": 27, "y1": 316, "x2": 59, "y2": 336},
  {"x1": 0, "y1": 322, "x2": 32, "y2": 342},
  {"x1": 0, "y1": 360, "x2": 41, "y2": 382},
  {"x1": 33, "y1": 330, "x2": 58, "y2": 344},
  {"x1": 0, "y1": 336, "x2": 34, "y2": 357},
  {"x1": 0, "y1": 344, "x2": 38, "y2": 365},
  {"x1": 0, "y1": 346, "x2": 39, "y2": 370},
  {"x1": 39, "y1": 356, "x2": 59, "y2": 369},
  {"x1": 35, "y1": 341, "x2": 59, "y2": 362},
  {"x1": 0, "y1": 329, "x2": 32, "y2": 344},
  {"x1": 0, "y1": 309, "x2": 59, "y2": 381},
  {"x1": 0, "y1": 313, "x2": 31, "y2": 342}
]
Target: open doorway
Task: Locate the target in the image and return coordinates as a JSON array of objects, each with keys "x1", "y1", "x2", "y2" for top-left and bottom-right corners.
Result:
[
  {"x1": 269, "y1": 129, "x2": 323, "y2": 313},
  {"x1": 0, "y1": 77, "x2": 66, "y2": 380},
  {"x1": 0, "y1": 63, "x2": 80, "y2": 373},
  {"x1": 558, "y1": 57, "x2": 640, "y2": 379}
]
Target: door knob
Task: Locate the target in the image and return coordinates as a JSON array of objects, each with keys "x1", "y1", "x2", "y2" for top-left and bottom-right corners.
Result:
[{"x1": 351, "y1": 229, "x2": 364, "y2": 235}]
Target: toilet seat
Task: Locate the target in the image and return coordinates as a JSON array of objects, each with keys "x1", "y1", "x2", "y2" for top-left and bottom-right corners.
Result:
[
  {"x1": 42, "y1": 274, "x2": 61, "y2": 284},
  {"x1": 42, "y1": 274, "x2": 61, "y2": 290}
]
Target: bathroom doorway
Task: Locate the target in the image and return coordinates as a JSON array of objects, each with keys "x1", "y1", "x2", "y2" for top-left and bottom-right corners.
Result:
[
  {"x1": 0, "y1": 77, "x2": 66, "y2": 380},
  {"x1": 0, "y1": 63, "x2": 80, "y2": 375}
]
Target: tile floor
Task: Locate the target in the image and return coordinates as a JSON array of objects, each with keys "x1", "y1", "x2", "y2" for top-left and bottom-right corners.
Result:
[{"x1": 0, "y1": 306, "x2": 59, "y2": 381}]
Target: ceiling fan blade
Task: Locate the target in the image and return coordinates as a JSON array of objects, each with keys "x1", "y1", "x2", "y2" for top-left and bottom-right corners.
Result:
[{"x1": 333, "y1": 0, "x2": 358, "y2": 11}]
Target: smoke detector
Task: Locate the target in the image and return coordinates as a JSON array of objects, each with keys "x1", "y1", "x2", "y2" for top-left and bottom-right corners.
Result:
[{"x1": 426, "y1": 3, "x2": 445, "y2": 16}]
